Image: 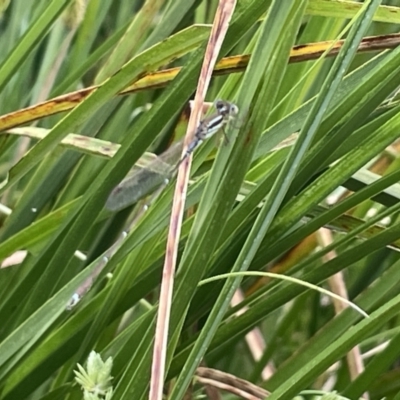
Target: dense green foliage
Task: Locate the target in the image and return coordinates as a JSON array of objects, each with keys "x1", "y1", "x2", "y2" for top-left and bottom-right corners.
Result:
[{"x1": 1, "y1": 0, "x2": 400, "y2": 399}]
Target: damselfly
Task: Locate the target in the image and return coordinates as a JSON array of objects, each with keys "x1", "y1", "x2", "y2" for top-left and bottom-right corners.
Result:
[
  {"x1": 70, "y1": 102, "x2": 239, "y2": 309},
  {"x1": 106, "y1": 100, "x2": 239, "y2": 212}
]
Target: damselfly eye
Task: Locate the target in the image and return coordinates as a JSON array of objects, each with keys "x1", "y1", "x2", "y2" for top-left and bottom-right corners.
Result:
[
  {"x1": 214, "y1": 100, "x2": 238, "y2": 117},
  {"x1": 229, "y1": 104, "x2": 239, "y2": 115},
  {"x1": 214, "y1": 100, "x2": 225, "y2": 112}
]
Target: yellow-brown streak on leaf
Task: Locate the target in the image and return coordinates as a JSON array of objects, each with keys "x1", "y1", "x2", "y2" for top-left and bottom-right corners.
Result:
[
  {"x1": 1, "y1": 33, "x2": 399, "y2": 132},
  {"x1": 121, "y1": 68, "x2": 178, "y2": 94},
  {"x1": 0, "y1": 87, "x2": 94, "y2": 131}
]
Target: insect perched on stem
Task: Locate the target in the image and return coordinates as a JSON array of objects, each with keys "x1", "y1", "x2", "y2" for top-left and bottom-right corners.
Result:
[
  {"x1": 105, "y1": 100, "x2": 239, "y2": 212},
  {"x1": 174, "y1": 99, "x2": 239, "y2": 170}
]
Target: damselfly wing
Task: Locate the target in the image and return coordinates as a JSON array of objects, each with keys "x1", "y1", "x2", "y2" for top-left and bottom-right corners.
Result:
[{"x1": 106, "y1": 100, "x2": 239, "y2": 212}]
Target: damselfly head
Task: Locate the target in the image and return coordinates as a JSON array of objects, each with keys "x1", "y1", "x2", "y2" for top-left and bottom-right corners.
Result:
[{"x1": 214, "y1": 100, "x2": 239, "y2": 117}]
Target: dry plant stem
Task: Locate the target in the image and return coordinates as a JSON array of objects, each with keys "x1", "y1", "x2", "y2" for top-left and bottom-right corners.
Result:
[
  {"x1": 231, "y1": 290, "x2": 274, "y2": 380},
  {"x1": 196, "y1": 367, "x2": 270, "y2": 399},
  {"x1": 318, "y1": 227, "x2": 367, "y2": 398},
  {"x1": 149, "y1": 1, "x2": 237, "y2": 399},
  {"x1": 203, "y1": 384, "x2": 222, "y2": 400},
  {"x1": 362, "y1": 341, "x2": 389, "y2": 359}
]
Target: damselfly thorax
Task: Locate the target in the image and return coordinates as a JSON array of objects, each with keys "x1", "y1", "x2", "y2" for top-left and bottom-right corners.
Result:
[{"x1": 176, "y1": 100, "x2": 239, "y2": 169}]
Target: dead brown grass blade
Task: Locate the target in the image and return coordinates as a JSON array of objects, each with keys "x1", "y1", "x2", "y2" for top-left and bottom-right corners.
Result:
[
  {"x1": 196, "y1": 367, "x2": 271, "y2": 399},
  {"x1": 149, "y1": 1, "x2": 237, "y2": 400},
  {"x1": 1, "y1": 33, "x2": 399, "y2": 132}
]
